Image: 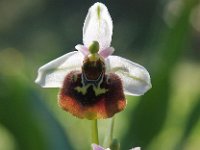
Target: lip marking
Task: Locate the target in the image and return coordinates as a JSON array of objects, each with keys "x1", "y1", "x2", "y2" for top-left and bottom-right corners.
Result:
[{"x1": 75, "y1": 71, "x2": 108, "y2": 96}]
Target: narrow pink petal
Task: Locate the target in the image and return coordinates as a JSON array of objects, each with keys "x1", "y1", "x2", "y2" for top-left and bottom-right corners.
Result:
[
  {"x1": 99, "y1": 47, "x2": 115, "y2": 58},
  {"x1": 75, "y1": 44, "x2": 89, "y2": 56}
]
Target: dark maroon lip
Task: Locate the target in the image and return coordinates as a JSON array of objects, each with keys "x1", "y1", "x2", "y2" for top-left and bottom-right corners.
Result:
[{"x1": 59, "y1": 71, "x2": 126, "y2": 119}]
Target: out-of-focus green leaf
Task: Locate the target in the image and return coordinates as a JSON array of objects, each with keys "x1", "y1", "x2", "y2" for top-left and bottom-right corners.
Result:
[
  {"x1": 175, "y1": 95, "x2": 200, "y2": 150},
  {"x1": 121, "y1": 0, "x2": 199, "y2": 149},
  {"x1": 0, "y1": 50, "x2": 73, "y2": 150}
]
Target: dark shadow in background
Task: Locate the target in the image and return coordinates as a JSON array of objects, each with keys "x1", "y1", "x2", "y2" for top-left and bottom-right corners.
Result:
[{"x1": 0, "y1": 0, "x2": 161, "y2": 55}]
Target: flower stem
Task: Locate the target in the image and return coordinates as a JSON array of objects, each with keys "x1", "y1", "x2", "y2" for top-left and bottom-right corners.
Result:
[{"x1": 91, "y1": 119, "x2": 99, "y2": 144}]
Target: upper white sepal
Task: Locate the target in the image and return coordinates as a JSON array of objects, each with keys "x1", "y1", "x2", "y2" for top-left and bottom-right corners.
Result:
[{"x1": 83, "y1": 2, "x2": 113, "y2": 51}]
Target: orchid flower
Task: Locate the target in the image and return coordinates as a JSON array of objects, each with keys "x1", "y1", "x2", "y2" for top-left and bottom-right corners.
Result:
[
  {"x1": 92, "y1": 144, "x2": 141, "y2": 150},
  {"x1": 35, "y1": 2, "x2": 151, "y2": 119}
]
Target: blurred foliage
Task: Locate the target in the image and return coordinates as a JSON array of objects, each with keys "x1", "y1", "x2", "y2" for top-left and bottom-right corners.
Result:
[
  {"x1": 0, "y1": 0, "x2": 200, "y2": 150},
  {"x1": 121, "y1": 0, "x2": 200, "y2": 149},
  {"x1": 0, "y1": 50, "x2": 73, "y2": 150}
]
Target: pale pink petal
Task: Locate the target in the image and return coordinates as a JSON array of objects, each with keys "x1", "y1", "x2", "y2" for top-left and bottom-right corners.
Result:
[
  {"x1": 98, "y1": 47, "x2": 115, "y2": 58},
  {"x1": 75, "y1": 44, "x2": 89, "y2": 56}
]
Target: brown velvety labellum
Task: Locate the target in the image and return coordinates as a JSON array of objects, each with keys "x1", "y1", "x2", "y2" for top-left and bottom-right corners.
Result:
[
  {"x1": 58, "y1": 71, "x2": 126, "y2": 119},
  {"x1": 58, "y1": 57, "x2": 126, "y2": 119}
]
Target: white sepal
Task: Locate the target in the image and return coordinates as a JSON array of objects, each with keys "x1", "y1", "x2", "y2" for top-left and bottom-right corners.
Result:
[
  {"x1": 105, "y1": 56, "x2": 151, "y2": 96},
  {"x1": 83, "y1": 2, "x2": 113, "y2": 50},
  {"x1": 35, "y1": 51, "x2": 83, "y2": 88}
]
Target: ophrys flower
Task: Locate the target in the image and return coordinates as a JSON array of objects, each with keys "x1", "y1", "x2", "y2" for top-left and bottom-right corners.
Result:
[{"x1": 35, "y1": 2, "x2": 151, "y2": 119}]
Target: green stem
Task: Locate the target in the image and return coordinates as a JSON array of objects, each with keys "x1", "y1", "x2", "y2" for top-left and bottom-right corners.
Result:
[{"x1": 91, "y1": 119, "x2": 99, "y2": 144}]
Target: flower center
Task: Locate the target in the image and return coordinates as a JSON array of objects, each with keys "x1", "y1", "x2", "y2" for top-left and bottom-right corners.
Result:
[{"x1": 89, "y1": 41, "x2": 99, "y2": 54}]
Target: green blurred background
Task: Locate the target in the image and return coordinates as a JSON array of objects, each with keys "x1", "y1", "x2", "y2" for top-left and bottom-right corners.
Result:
[{"x1": 0, "y1": 0, "x2": 200, "y2": 150}]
